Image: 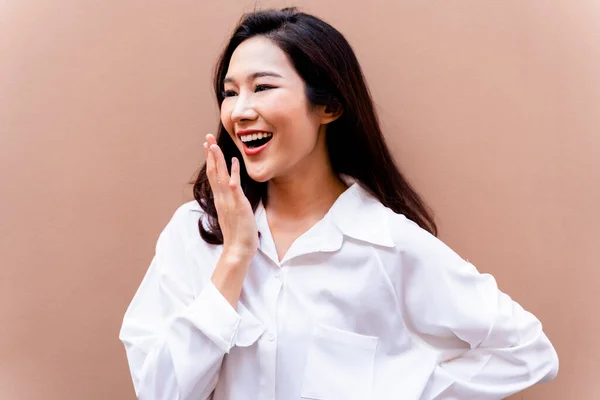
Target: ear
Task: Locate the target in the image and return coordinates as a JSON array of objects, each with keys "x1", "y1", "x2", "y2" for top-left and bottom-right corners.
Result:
[{"x1": 317, "y1": 102, "x2": 343, "y2": 125}]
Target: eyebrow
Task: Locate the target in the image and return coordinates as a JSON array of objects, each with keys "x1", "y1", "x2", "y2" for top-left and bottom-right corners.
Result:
[{"x1": 223, "y1": 71, "x2": 283, "y2": 84}]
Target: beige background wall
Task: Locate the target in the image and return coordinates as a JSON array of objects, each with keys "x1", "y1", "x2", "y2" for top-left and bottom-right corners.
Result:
[{"x1": 2, "y1": 0, "x2": 599, "y2": 399}]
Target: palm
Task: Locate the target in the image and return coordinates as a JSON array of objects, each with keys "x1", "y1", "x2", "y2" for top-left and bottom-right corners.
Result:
[{"x1": 205, "y1": 134, "x2": 258, "y2": 257}]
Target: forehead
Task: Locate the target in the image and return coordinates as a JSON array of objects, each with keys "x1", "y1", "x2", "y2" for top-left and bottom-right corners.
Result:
[{"x1": 226, "y1": 36, "x2": 294, "y2": 79}]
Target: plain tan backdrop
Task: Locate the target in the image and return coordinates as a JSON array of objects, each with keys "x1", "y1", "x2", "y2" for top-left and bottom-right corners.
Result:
[{"x1": 2, "y1": 0, "x2": 599, "y2": 399}]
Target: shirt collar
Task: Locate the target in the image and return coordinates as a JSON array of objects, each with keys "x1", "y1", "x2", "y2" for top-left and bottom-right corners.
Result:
[
  {"x1": 255, "y1": 175, "x2": 395, "y2": 253},
  {"x1": 325, "y1": 175, "x2": 395, "y2": 248}
]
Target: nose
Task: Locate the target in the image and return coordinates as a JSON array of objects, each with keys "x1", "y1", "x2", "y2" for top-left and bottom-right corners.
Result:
[{"x1": 230, "y1": 94, "x2": 258, "y2": 123}]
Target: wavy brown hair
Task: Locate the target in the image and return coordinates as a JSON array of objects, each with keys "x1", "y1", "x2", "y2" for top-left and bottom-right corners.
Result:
[{"x1": 192, "y1": 7, "x2": 437, "y2": 244}]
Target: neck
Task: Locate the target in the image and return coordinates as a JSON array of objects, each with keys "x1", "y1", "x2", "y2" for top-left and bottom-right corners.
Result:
[{"x1": 266, "y1": 141, "x2": 347, "y2": 222}]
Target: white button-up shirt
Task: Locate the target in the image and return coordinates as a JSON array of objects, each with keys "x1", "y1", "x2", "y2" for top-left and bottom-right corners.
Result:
[{"x1": 120, "y1": 182, "x2": 558, "y2": 400}]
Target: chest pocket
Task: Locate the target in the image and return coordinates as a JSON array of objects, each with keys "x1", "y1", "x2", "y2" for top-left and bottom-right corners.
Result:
[{"x1": 301, "y1": 323, "x2": 378, "y2": 400}]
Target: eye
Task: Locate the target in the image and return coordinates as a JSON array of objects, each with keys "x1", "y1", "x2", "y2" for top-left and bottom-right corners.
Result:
[
  {"x1": 255, "y1": 84, "x2": 275, "y2": 93},
  {"x1": 222, "y1": 90, "x2": 237, "y2": 98}
]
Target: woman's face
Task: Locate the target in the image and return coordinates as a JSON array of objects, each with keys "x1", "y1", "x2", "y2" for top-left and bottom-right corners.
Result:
[{"x1": 220, "y1": 36, "x2": 331, "y2": 183}]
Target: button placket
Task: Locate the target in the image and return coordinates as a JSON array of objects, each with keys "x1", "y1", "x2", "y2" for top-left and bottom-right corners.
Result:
[{"x1": 259, "y1": 267, "x2": 282, "y2": 400}]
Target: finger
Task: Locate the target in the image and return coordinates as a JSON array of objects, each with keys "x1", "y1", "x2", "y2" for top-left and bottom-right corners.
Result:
[
  {"x1": 229, "y1": 158, "x2": 250, "y2": 206},
  {"x1": 205, "y1": 143, "x2": 220, "y2": 195},
  {"x1": 205, "y1": 133, "x2": 227, "y2": 181},
  {"x1": 229, "y1": 157, "x2": 240, "y2": 191},
  {"x1": 206, "y1": 133, "x2": 217, "y2": 147},
  {"x1": 210, "y1": 144, "x2": 230, "y2": 184},
  {"x1": 204, "y1": 141, "x2": 215, "y2": 186}
]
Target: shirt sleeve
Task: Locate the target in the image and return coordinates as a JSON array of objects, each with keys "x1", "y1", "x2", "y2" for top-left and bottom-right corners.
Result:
[
  {"x1": 395, "y1": 222, "x2": 559, "y2": 399},
  {"x1": 119, "y1": 205, "x2": 243, "y2": 400}
]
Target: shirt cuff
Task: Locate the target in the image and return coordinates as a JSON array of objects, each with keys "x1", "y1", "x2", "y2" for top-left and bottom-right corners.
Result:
[{"x1": 187, "y1": 281, "x2": 242, "y2": 353}]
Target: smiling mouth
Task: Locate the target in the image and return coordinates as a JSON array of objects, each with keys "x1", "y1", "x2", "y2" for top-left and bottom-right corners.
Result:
[{"x1": 239, "y1": 132, "x2": 273, "y2": 148}]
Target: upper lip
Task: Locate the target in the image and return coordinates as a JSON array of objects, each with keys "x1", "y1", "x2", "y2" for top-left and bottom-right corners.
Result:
[{"x1": 236, "y1": 129, "x2": 271, "y2": 137}]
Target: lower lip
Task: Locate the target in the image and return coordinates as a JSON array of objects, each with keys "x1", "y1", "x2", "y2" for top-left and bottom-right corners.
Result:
[{"x1": 242, "y1": 138, "x2": 272, "y2": 156}]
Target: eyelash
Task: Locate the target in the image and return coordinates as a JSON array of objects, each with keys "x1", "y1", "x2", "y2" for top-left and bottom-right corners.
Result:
[{"x1": 222, "y1": 84, "x2": 275, "y2": 98}]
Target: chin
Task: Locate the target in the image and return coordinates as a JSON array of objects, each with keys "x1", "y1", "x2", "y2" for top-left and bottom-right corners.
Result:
[
  {"x1": 249, "y1": 175, "x2": 271, "y2": 183},
  {"x1": 246, "y1": 167, "x2": 273, "y2": 183}
]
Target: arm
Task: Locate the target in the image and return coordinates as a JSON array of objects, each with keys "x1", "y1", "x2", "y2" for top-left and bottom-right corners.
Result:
[
  {"x1": 120, "y1": 136, "x2": 260, "y2": 399},
  {"x1": 119, "y1": 207, "x2": 252, "y2": 400},
  {"x1": 395, "y1": 224, "x2": 559, "y2": 399}
]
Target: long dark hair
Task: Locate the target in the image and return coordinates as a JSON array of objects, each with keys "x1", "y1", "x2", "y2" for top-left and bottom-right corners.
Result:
[{"x1": 192, "y1": 7, "x2": 437, "y2": 244}]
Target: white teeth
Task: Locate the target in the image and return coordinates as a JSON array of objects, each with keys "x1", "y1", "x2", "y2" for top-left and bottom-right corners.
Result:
[{"x1": 239, "y1": 132, "x2": 272, "y2": 143}]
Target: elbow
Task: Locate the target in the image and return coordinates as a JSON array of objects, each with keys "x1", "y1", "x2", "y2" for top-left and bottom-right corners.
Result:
[
  {"x1": 539, "y1": 337, "x2": 559, "y2": 383},
  {"x1": 498, "y1": 323, "x2": 560, "y2": 386},
  {"x1": 521, "y1": 330, "x2": 559, "y2": 385}
]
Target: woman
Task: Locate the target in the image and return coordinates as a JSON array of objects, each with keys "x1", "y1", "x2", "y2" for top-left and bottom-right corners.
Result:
[{"x1": 120, "y1": 7, "x2": 558, "y2": 400}]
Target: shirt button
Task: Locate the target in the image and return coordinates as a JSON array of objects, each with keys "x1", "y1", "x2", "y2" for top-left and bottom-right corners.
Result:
[
  {"x1": 267, "y1": 332, "x2": 276, "y2": 341},
  {"x1": 275, "y1": 272, "x2": 281, "y2": 279}
]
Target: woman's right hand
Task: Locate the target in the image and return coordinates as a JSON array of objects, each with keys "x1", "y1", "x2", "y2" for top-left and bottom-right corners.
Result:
[{"x1": 205, "y1": 134, "x2": 258, "y2": 261}]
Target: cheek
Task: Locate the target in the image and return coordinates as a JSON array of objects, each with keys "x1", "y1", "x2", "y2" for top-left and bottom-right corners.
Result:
[
  {"x1": 261, "y1": 94, "x2": 311, "y2": 132},
  {"x1": 282, "y1": 104, "x2": 321, "y2": 141}
]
